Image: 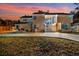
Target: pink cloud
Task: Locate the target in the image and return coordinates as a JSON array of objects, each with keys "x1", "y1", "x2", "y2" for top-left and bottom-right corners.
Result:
[
  {"x1": 0, "y1": 4, "x2": 71, "y2": 20},
  {"x1": 0, "y1": 14, "x2": 19, "y2": 20}
]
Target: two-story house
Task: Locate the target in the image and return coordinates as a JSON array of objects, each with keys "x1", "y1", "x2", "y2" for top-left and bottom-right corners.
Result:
[{"x1": 33, "y1": 11, "x2": 73, "y2": 32}]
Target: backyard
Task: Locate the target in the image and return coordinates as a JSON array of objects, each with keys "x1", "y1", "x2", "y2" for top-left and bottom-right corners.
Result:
[{"x1": 0, "y1": 36, "x2": 79, "y2": 56}]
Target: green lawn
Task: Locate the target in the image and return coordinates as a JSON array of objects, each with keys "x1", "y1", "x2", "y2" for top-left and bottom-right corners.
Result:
[{"x1": 0, "y1": 36, "x2": 79, "y2": 56}]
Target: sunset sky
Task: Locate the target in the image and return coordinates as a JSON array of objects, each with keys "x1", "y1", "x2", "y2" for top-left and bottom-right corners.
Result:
[{"x1": 0, "y1": 3, "x2": 76, "y2": 20}]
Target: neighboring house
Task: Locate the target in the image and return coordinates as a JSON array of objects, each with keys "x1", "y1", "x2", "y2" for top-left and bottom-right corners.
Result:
[{"x1": 15, "y1": 15, "x2": 33, "y2": 32}]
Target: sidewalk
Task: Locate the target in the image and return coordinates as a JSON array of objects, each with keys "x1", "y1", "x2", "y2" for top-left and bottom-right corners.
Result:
[{"x1": 0, "y1": 32, "x2": 79, "y2": 42}]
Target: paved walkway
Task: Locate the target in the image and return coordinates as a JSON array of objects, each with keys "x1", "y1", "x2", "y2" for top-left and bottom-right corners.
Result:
[{"x1": 0, "y1": 32, "x2": 79, "y2": 42}]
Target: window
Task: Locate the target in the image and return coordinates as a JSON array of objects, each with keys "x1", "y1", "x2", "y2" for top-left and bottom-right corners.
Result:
[
  {"x1": 33, "y1": 16, "x2": 36, "y2": 20},
  {"x1": 61, "y1": 23, "x2": 69, "y2": 30},
  {"x1": 23, "y1": 19, "x2": 27, "y2": 21},
  {"x1": 52, "y1": 16, "x2": 56, "y2": 23}
]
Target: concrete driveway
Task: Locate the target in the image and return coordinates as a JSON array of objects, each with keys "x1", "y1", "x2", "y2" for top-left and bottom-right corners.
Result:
[{"x1": 0, "y1": 32, "x2": 79, "y2": 42}]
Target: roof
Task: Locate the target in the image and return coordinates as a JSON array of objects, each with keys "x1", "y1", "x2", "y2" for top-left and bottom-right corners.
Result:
[
  {"x1": 33, "y1": 11, "x2": 73, "y2": 15},
  {"x1": 33, "y1": 11, "x2": 48, "y2": 14},
  {"x1": 20, "y1": 15, "x2": 32, "y2": 18},
  {"x1": 45, "y1": 13, "x2": 73, "y2": 15}
]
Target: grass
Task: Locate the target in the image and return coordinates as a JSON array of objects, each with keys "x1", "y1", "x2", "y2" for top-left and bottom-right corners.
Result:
[{"x1": 0, "y1": 36, "x2": 79, "y2": 56}]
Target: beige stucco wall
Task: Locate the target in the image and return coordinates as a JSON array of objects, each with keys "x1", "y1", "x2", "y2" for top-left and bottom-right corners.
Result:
[
  {"x1": 32, "y1": 14, "x2": 73, "y2": 32},
  {"x1": 44, "y1": 15, "x2": 58, "y2": 32},
  {"x1": 45, "y1": 15, "x2": 57, "y2": 23},
  {"x1": 57, "y1": 15, "x2": 73, "y2": 23},
  {"x1": 48, "y1": 23, "x2": 61, "y2": 32},
  {"x1": 33, "y1": 14, "x2": 45, "y2": 31},
  {"x1": 49, "y1": 24, "x2": 57, "y2": 31},
  {"x1": 77, "y1": 26, "x2": 79, "y2": 32}
]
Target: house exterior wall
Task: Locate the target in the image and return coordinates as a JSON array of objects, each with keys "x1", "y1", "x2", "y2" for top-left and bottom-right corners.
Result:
[
  {"x1": 77, "y1": 26, "x2": 79, "y2": 32},
  {"x1": 45, "y1": 15, "x2": 57, "y2": 23},
  {"x1": 20, "y1": 18, "x2": 32, "y2": 22},
  {"x1": 46, "y1": 23, "x2": 61, "y2": 32},
  {"x1": 44, "y1": 14, "x2": 73, "y2": 32},
  {"x1": 15, "y1": 16, "x2": 33, "y2": 32},
  {"x1": 44, "y1": 15, "x2": 57, "y2": 32},
  {"x1": 33, "y1": 14, "x2": 45, "y2": 32},
  {"x1": 56, "y1": 23, "x2": 62, "y2": 31},
  {"x1": 15, "y1": 23, "x2": 31, "y2": 32},
  {"x1": 57, "y1": 15, "x2": 73, "y2": 31},
  {"x1": 57, "y1": 15, "x2": 73, "y2": 23}
]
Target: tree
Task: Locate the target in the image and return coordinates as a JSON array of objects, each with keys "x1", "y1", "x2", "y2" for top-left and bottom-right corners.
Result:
[
  {"x1": 0, "y1": 18, "x2": 5, "y2": 26},
  {"x1": 72, "y1": 3, "x2": 79, "y2": 24}
]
